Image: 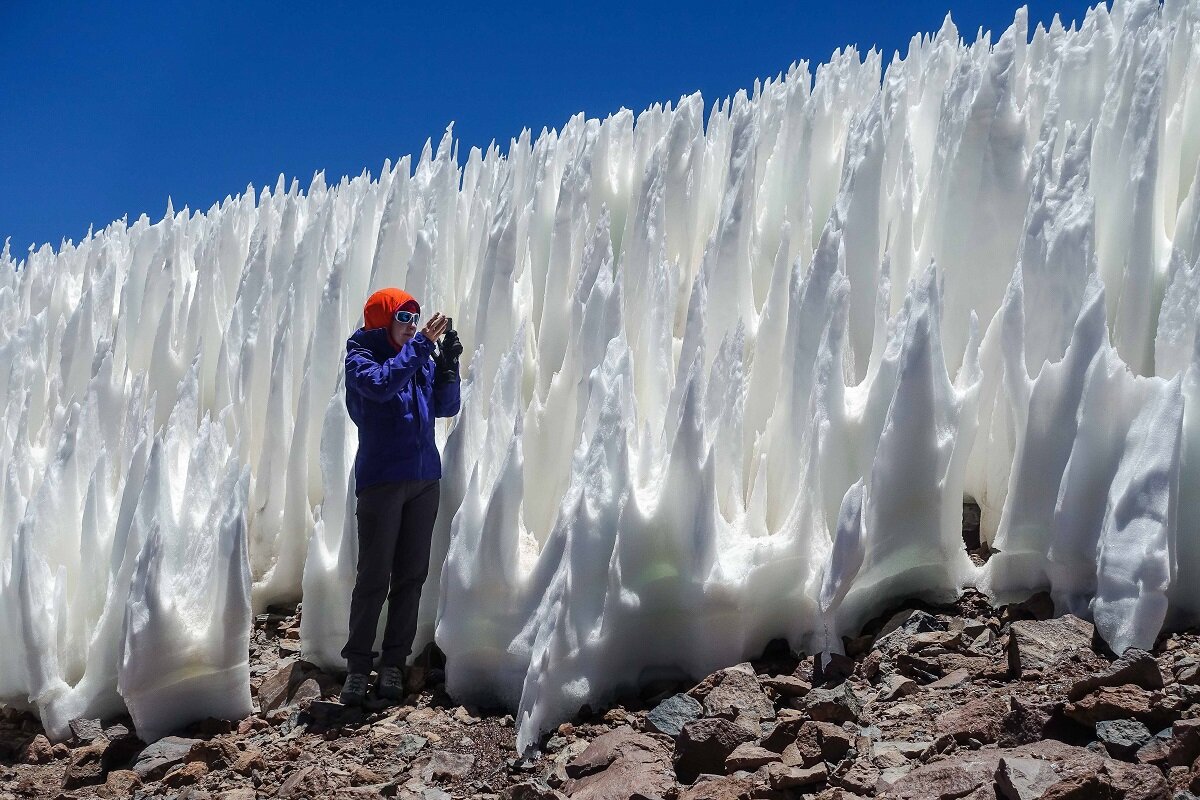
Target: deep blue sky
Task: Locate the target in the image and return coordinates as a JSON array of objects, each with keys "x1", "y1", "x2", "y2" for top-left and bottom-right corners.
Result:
[{"x1": 2, "y1": 0, "x2": 1102, "y2": 254}]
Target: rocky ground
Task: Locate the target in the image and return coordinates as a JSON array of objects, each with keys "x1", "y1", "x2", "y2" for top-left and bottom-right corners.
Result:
[{"x1": 5, "y1": 517, "x2": 1200, "y2": 799}]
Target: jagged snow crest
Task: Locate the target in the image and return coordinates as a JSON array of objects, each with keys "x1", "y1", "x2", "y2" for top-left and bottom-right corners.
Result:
[{"x1": 3, "y1": 0, "x2": 1200, "y2": 751}]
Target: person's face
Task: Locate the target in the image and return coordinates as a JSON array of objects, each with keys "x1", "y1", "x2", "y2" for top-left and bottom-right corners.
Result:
[{"x1": 391, "y1": 308, "x2": 418, "y2": 346}]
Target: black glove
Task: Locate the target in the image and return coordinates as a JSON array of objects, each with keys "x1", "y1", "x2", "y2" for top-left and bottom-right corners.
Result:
[
  {"x1": 435, "y1": 325, "x2": 463, "y2": 383},
  {"x1": 440, "y1": 327, "x2": 463, "y2": 361}
]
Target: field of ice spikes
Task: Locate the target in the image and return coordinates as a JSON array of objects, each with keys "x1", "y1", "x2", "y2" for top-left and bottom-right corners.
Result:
[{"x1": 3, "y1": 0, "x2": 1200, "y2": 752}]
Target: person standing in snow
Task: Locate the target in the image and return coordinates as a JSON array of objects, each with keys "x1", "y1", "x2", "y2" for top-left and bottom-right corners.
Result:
[{"x1": 339, "y1": 288, "x2": 463, "y2": 706}]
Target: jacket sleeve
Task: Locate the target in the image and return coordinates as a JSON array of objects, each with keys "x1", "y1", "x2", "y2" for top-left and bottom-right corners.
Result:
[
  {"x1": 432, "y1": 368, "x2": 461, "y2": 417},
  {"x1": 345, "y1": 333, "x2": 436, "y2": 402}
]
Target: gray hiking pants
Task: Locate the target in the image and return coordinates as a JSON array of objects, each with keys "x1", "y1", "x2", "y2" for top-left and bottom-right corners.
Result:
[{"x1": 342, "y1": 479, "x2": 440, "y2": 675}]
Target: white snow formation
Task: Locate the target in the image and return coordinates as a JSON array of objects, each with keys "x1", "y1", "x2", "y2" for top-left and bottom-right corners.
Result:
[{"x1": 2, "y1": 0, "x2": 1200, "y2": 751}]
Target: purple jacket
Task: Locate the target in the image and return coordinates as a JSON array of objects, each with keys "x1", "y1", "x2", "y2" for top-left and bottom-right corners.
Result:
[{"x1": 344, "y1": 328, "x2": 461, "y2": 494}]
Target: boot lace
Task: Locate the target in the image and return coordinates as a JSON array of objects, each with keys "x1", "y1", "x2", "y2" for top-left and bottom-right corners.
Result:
[{"x1": 379, "y1": 665, "x2": 404, "y2": 692}]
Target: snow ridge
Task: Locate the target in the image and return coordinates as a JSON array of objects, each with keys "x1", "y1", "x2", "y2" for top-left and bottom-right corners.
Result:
[{"x1": 2, "y1": 0, "x2": 1200, "y2": 751}]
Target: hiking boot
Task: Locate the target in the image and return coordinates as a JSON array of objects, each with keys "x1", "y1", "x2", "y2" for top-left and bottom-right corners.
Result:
[
  {"x1": 377, "y1": 665, "x2": 405, "y2": 701},
  {"x1": 340, "y1": 672, "x2": 368, "y2": 706}
]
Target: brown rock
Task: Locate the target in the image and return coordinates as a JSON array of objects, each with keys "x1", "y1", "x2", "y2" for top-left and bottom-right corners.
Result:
[
  {"x1": 858, "y1": 651, "x2": 883, "y2": 680},
  {"x1": 687, "y1": 672, "x2": 722, "y2": 702},
  {"x1": 68, "y1": 717, "x2": 104, "y2": 744},
  {"x1": 804, "y1": 684, "x2": 862, "y2": 724},
  {"x1": 771, "y1": 720, "x2": 856, "y2": 774},
  {"x1": 506, "y1": 782, "x2": 569, "y2": 800},
  {"x1": 909, "y1": 630, "x2": 963, "y2": 651},
  {"x1": 878, "y1": 672, "x2": 918, "y2": 700},
  {"x1": 132, "y1": 735, "x2": 201, "y2": 780},
  {"x1": 677, "y1": 773, "x2": 761, "y2": 800},
  {"x1": 995, "y1": 756, "x2": 1058, "y2": 800},
  {"x1": 231, "y1": 747, "x2": 265, "y2": 776},
  {"x1": 277, "y1": 765, "x2": 320, "y2": 797},
  {"x1": 563, "y1": 740, "x2": 675, "y2": 800},
  {"x1": 875, "y1": 609, "x2": 949, "y2": 650},
  {"x1": 830, "y1": 759, "x2": 879, "y2": 794},
  {"x1": 405, "y1": 664, "x2": 429, "y2": 693},
  {"x1": 760, "y1": 717, "x2": 807, "y2": 753},
  {"x1": 1175, "y1": 661, "x2": 1200, "y2": 685},
  {"x1": 936, "y1": 694, "x2": 1009, "y2": 745},
  {"x1": 1008, "y1": 616, "x2": 1094, "y2": 676},
  {"x1": 505, "y1": 782, "x2": 569, "y2": 800},
  {"x1": 20, "y1": 733, "x2": 53, "y2": 764},
  {"x1": 883, "y1": 740, "x2": 1167, "y2": 800},
  {"x1": 782, "y1": 740, "x2": 820, "y2": 768},
  {"x1": 97, "y1": 729, "x2": 142, "y2": 773},
  {"x1": 872, "y1": 746, "x2": 910, "y2": 770},
  {"x1": 702, "y1": 665, "x2": 775, "y2": 727},
  {"x1": 724, "y1": 743, "x2": 780, "y2": 771},
  {"x1": 933, "y1": 653, "x2": 994, "y2": 679},
  {"x1": 62, "y1": 739, "x2": 109, "y2": 790},
  {"x1": 881, "y1": 758, "x2": 996, "y2": 799},
  {"x1": 186, "y1": 737, "x2": 241, "y2": 768},
  {"x1": 257, "y1": 660, "x2": 303, "y2": 713},
  {"x1": 817, "y1": 653, "x2": 856, "y2": 685},
  {"x1": 565, "y1": 726, "x2": 670, "y2": 779},
  {"x1": 1136, "y1": 718, "x2": 1200, "y2": 767},
  {"x1": 997, "y1": 696, "x2": 1053, "y2": 748},
  {"x1": 895, "y1": 652, "x2": 945, "y2": 682},
  {"x1": 674, "y1": 717, "x2": 757, "y2": 783},
  {"x1": 103, "y1": 769, "x2": 141, "y2": 795},
  {"x1": 1041, "y1": 757, "x2": 1169, "y2": 800},
  {"x1": 1004, "y1": 591, "x2": 1055, "y2": 622},
  {"x1": 162, "y1": 760, "x2": 208, "y2": 788},
  {"x1": 350, "y1": 764, "x2": 384, "y2": 785},
  {"x1": 1064, "y1": 684, "x2": 1175, "y2": 728},
  {"x1": 1067, "y1": 649, "x2": 1164, "y2": 701},
  {"x1": 810, "y1": 722, "x2": 855, "y2": 763},
  {"x1": 236, "y1": 716, "x2": 268, "y2": 735},
  {"x1": 925, "y1": 668, "x2": 973, "y2": 690},
  {"x1": 767, "y1": 761, "x2": 827, "y2": 789},
  {"x1": 217, "y1": 787, "x2": 257, "y2": 800},
  {"x1": 760, "y1": 675, "x2": 811, "y2": 697},
  {"x1": 419, "y1": 750, "x2": 476, "y2": 782},
  {"x1": 876, "y1": 740, "x2": 933, "y2": 762},
  {"x1": 290, "y1": 677, "x2": 323, "y2": 707},
  {"x1": 844, "y1": 634, "x2": 874, "y2": 658}
]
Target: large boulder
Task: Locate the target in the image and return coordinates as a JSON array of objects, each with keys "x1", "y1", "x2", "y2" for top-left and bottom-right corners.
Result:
[
  {"x1": 1135, "y1": 718, "x2": 1200, "y2": 767},
  {"x1": 562, "y1": 726, "x2": 675, "y2": 800},
  {"x1": 881, "y1": 740, "x2": 1168, "y2": 800},
  {"x1": 724, "y1": 743, "x2": 780, "y2": 771},
  {"x1": 1065, "y1": 685, "x2": 1177, "y2": 729},
  {"x1": 936, "y1": 695, "x2": 1010, "y2": 746},
  {"x1": 702, "y1": 666, "x2": 775, "y2": 729},
  {"x1": 565, "y1": 726, "x2": 669, "y2": 779},
  {"x1": 132, "y1": 736, "x2": 200, "y2": 781},
  {"x1": 803, "y1": 684, "x2": 862, "y2": 724},
  {"x1": 676, "y1": 773, "x2": 763, "y2": 800},
  {"x1": 62, "y1": 739, "x2": 110, "y2": 790},
  {"x1": 1007, "y1": 616, "x2": 1094, "y2": 676},
  {"x1": 1066, "y1": 649, "x2": 1164, "y2": 701},
  {"x1": 674, "y1": 718, "x2": 757, "y2": 784}
]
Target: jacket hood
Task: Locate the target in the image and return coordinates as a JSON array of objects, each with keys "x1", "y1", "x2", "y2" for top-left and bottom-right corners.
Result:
[{"x1": 363, "y1": 288, "x2": 420, "y2": 331}]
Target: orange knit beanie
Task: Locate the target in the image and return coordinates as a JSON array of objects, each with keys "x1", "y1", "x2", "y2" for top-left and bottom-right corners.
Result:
[{"x1": 363, "y1": 288, "x2": 420, "y2": 330}]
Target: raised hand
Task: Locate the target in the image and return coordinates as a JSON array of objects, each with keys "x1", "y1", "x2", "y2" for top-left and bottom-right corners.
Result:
[{"x1": 420, "y1": 313, "x2": 450, "y2": 342}]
